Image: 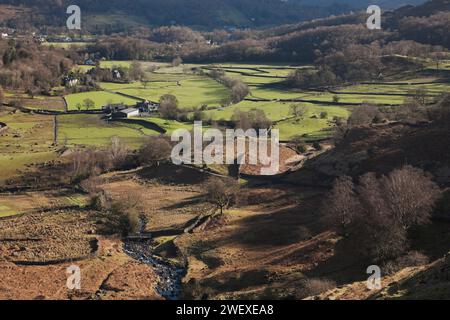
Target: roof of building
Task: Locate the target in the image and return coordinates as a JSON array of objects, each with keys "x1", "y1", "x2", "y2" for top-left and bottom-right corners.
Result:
[{"x1": 120, "y1": 108, "x2": 139, "y2": 114}]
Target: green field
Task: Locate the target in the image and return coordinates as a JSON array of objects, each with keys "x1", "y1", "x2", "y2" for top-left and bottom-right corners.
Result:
[
  {"x1": 99, "y1": 75, "x2": 230, "y2": 109},
  {"x1": 64, "y1": 91, "x2": 140, "y2": 110},
  {"x1": 17, "y1": 60, "x2": 450, "y2": 151},
  {"x1": 57, "y1": 114, "x2": 159, "y2": 147},
  {"x1": 0, "y1": 205, "x2": 15, "y2": 217}
]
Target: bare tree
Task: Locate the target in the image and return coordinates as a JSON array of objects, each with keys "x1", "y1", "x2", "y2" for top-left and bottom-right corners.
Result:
[
  {"x1": 138, "y1": 136, "x2": 172, "y2": 166},
  {"x1": 172, "y1": 57, "x2": 183, "y2": 67},
  {"x1": 290, "y1": 104, "x2": 308, "y2": 119},
  {"x1": 159, "y1": 94, "x2": 179, "y2": 119},
  {"x1": 141, "y1": 74, "x2": 152, "y2": 89},
  {"x1": 323, "y1": 176, "x2": 360, "y2": 236},
  {"x1": 129, "y1": 61, "x2": 144, "y2": 81},
  {"x1": 322, "y1": 166, "x2": 441, "y2": 262},
  {"x1": 107, "y1": 136, "x2": 128, "y2": 169},
  {"x1": 381, "y1": 166, "x2": 440, "y2": 230},
  {"x1": 203, "y1": 177, "x2": 239, "y2": 215},
  {"x1": 409, "y1": 87, "x2": 428, "y2": 106}
]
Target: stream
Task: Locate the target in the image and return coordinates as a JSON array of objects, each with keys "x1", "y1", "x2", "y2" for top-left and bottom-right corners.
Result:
[{"x1": 123, "y1": 240, "x2": 186, "y2": 300}]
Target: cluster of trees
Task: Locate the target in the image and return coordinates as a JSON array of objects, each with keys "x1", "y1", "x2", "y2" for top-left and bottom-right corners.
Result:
[
  {"x1": 335, "y1": 92, "x2": 450, "y2": 135},
  {"x1": 398, "y1": 12, "x2": 450, "y2": 49},
  {"x1": 0, "y1": 39, "x2": 72, "y2": 94},
  {"x1": 231, "y1": 109, "x2": 272, "y2": 131},
  {"x1": 68, "y1": 137, "x2": 132, "y2": 183},
  {"x1": 158, "y1": 94, "x2": 189, "y2": 121},
  {"x1": 209, "y1": 69, "x2": 250, "y2": 103},
  {"x1": 287, "y1": 67, "x2": 337, "y2": 89},
  {"x1": 149, "y1": 26, "x2": 205, "y2": 44},
  {"x1": 324, "y1": 166, "x2": 441, "y2": 261},
  {"x1": 86, "y1": 38, "x2": 158, "y2": 61},
  {"x1": 87, "y1": 61, "x2": 144, "y2": 83}
]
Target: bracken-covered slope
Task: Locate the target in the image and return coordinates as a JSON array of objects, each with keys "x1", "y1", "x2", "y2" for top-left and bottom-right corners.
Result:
[
  {"x1": 310, "y1": 251, "x2": 450, "y2": 300},
  {"x1": 283, "y1": 123, "x2": 450, "y2": 188}
]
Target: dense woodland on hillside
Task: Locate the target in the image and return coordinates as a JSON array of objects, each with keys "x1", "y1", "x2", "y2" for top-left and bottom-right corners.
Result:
[{"x1": 0, "y1": 0, "x2": 427, "y2": 30}]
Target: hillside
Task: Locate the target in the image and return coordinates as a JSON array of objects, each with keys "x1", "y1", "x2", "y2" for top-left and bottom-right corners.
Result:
[
  {"x1": 0, "y1": 0, "x2": 427, "y2": 30},
  {"x1": 283, "y1": 122, "x2": 450, "y2": 187},
  {"x1": 311, "y1": 251, "x2": 450, "y2": 299}
]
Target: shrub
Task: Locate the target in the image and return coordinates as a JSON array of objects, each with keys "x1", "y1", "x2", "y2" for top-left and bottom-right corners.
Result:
[
  {"x1": 297, "y1": 278, "x2": 336, "y2": 299},
  {"x1": 383, "y1": 251, "x2": 429, "y2": 275},
  {"x1": 99, "y1": 193, "x2": 143, "y2": 236},
  {"x1": 312, "y1": 142, "x2": 322, "y2": 150}
]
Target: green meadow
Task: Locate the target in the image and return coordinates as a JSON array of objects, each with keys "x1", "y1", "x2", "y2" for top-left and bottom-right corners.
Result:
[
  {"x1": 99, "y1": 75, "x2": 230, "y2": 109},
  {"x1": 64, "y1": 91, "x2": 140, "y2": 110},
  {"x1": 59, "y1": 61, "x2": 450, "y2": 143}
]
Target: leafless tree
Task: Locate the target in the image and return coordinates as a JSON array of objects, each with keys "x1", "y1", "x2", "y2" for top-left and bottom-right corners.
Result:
[
  {"x1": 159, "y1": 94, "x2": 180, "y2": 119},
  {"x1": 381, "y1": 166, "x2": 440, "y2": 230},
  {"x1": 138, "y1": 136, "x2": 172, "y2": 166},
  {"x1": 323, "y1": 176, "x2": 360, "y2": 236},
  {"x1": 323, "y1": 166, "x2": 441, "y2": 261},
  {"x1": 172, "y1": 57, "x2": 183, "y2": 67},
  {"x1": 203, "y1": 177, "x2": 240, "y2": 215},
  {"x1": 289, "y1": 104, "x2": 307, "y2": 119},
  {"x1": 107, "y1": 136, "x2": 128, "y2": 169},
  {"x1": 409, "y1": 87, "x2": 428, "y2": 106}
]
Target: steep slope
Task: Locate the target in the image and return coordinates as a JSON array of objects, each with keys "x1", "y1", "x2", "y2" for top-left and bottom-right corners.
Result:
[
  {"x1": 283, "y1": 123, "x2": 450, "y2": 188},
  {"x1": 311, "y1": 251, "x2": 450, "y2": 300}
]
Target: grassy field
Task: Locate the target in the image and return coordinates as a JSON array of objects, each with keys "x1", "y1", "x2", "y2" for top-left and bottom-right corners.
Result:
[
  {"x1": 0, "y1": 111, "x2": 57, "y2": 180},
  {"x1": 100, "y1": 75, "x2": 230, "y2": 109},
  {"x1": 64, "y1": 91, "x2": 140, "y2": 110},
  {"x1": 57, "y1": 114, "x2": 159, "y2": 147}
]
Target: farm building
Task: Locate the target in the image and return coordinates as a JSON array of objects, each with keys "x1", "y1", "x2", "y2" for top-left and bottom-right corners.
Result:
[
  {"x1": 113, "y1": 108, "x2": 140, "y2": 118},
  {"x1": 62, "y1": 76, "x2": 78, "y2": 87},
  {"x1": 103, "y1": 103, "x2": 127, "y2": 113},
  {"x1": 136, "y1": 100, "x2": 159, "y2": 112}
]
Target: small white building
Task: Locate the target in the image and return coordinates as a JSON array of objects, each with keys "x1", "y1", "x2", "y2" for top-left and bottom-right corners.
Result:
[
  {"x1": 113, "y1": 108, "x2": 140, "y2": 118},
  {"x1": 1, "y1": 33, "x2": 8, "y2": 39}
]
